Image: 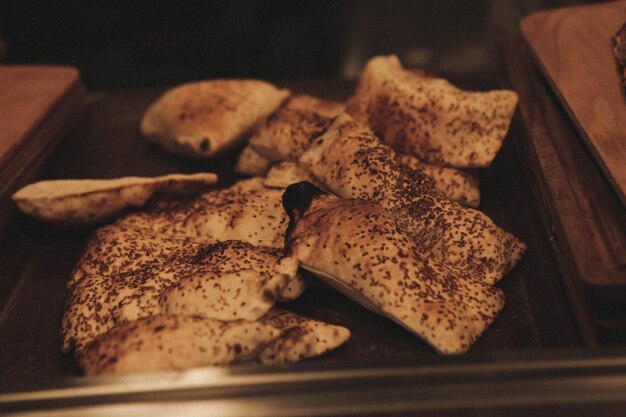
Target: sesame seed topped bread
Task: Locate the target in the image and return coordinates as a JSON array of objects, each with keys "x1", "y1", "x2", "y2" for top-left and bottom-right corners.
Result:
[
  {"x1": 141, "y1": 80, "x2": 290, "y2": 159},
  {"x1": 299, "y1": 114, "x2": 525, "y2": 285},
  {"x1": 396, "y1": 154, "x2": 480, "y2": 208},
  {"x1": 282, "y1": 183, "x2": 505, "y2": 355},
  {"x1": 116, "y1": 178, "x2": 289, "y2": 248},
  {"x1": 258, "y1": 308, "x2": 350, "y2": 364},
  {"x1": 62, "y1": 233, "x2": 302, "y2": 352},
  {"x1": 263, "y1": 161, "x2": 326, "y2": 190},
  {"x1": 248, "y1": 94, "x2": 345, "y2": 162},
  {"x1": 346, "y1": 55, "x2": 518, "y2": 168},
  {"x1": 11, "y1": 173, "x2": 217, "y2": 226},
  {"x1": 76, "y1": 314, "x2": 281, "y2": 375},
  {"x1": 235, "y1": 144, "x2": 274, "y2": 176}
]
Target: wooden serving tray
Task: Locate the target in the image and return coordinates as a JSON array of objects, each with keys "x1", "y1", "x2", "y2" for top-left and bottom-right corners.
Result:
[
  {"x1": 0, "y1": 65, "x2": 85, "y2": 236},
  {"x1": 520, "y1": 1, "x2": 626, "y2": 207},
  {"x1": 0, "y1": 80, "x2": 585, "y2": 384},
  {"x1": 502, "y1": 38, "x2": 626, "y2": 342}
]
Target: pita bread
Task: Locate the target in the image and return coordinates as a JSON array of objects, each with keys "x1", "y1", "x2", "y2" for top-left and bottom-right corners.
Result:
[
  {"x1": 346, "y1": 55, "x2": 518, "y2": 168},
  {"x1": 235, "y1": 144, "x2": 273, "y2": 176},
  {"x1": 257, "y1": 308, "x2": 350, "y2": 364},
  {"x1": 76, "y1": 314, "x2": 281, "y2": 375},
  {"x1": 263, "y1": 161, "x2": 325, "y2": 190},
  {"x1": 11, "y1": 173, "x2": 217, "y2": 226},
  {"x1": 116, "y1": 178, "x2": 289, "y2": 248},
  {"x1": 299, "y1": 114, "x2": 525, "y2": 284},
  {"x1": 63, "y1": 234, "x2": 302, "y2": 352},
  {"x1": 67, "y1": 223, "x2": 210, "y2": 288},
  {"x1": 249, "y1": 94, "x2": 344, "y2": 162},
  {"x1": 141, "y1": 80, "x2": 290, "y2": 159},
  {"x1": 282, "y1": 183, "x2": 504, "y2": 354},
  {"x1": 397, "y1": 154, "x2": 480, "y2": 208}
]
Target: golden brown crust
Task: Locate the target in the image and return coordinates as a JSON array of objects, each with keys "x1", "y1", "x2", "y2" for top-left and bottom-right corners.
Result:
[
  {"x1": 397, "y1": 154, "x2": 480, "y2": 208},
  {"x1": 141, "y1": 80, "x2": 290, "y2": 159},
  {"x1": 63, "y1": 224, "x2": 302, "y2": 352},
  {"x1": 76, "y1": 314, "x2": 281, "y2": 375},
  {"x1": 346, "y1": 55, "x2": 518, "y2": 168},
  {"x1": 282, "y1": 187, "x2": 504, "y2": 354},
  {"x1": 249, "y1": 94, "x2": 345, "y2": 162},
  {"x1": 263, "y1": 161, "x2": 326, "y2": 190},
  {"x1": 298, "y1": 114, "x2": 525, "y2": 284},
  {"x1": 258, "y1": 308, "x2": 350, "y2": 364},
  {"x1": 116, "y1": 178, "x2": 289, "y2": 248},
  {"x1": 235, "y1": 144, "x2": 273, "y2": 176},
  {"x1": 11, "y1": 173, "x2": 217, "y2": 226}
]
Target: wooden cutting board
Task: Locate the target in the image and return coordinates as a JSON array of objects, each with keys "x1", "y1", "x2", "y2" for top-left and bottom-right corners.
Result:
[
  {"x1": 0, "y1": 65, "x2": 85, "y2": 235},
  {"x1": 521, "y1": 1, "x2": 626, "y2": 206}
]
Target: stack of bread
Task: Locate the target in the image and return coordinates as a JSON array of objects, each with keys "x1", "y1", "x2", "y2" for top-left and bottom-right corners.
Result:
[{"x1": 13, "y1": 55, "x2": 523, "y2": 375}]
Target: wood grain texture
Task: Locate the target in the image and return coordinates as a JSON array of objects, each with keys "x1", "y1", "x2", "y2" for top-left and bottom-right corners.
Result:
[
  {"x1": 502, "y1": 38, "x2": 626, "y2": 342},
  {"x1": 521, "y1": 1, "x2": 626, "y2": 206},
  {"x1": 0, "y1": 66, "x2": 85, "y2": 237}
]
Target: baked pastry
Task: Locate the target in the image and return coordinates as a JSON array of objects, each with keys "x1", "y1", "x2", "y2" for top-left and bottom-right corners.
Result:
[
  {"x1": 258, "y1": 308, "x2": 350, "y2": 364},
  {"x1": 613, "y1": 23, "x2": 626, "y2": 96},
  {"x1": 235, "y1": 144, "x2": 273, "y2": 176},
  {"x1": 263, "y1": 161, "x2": 325, "y2": 190},
  {"x1": 299, "y1": 114, "x2": 525, "y2": 284},
  {"x1": 249, "y1": 94, "x2": 345, "y2": 162},
  {"x1": 346, "y1": 55, "x2": 518, "y2": 168},
  {"x1": 282, "y1": 182, "x2": 505, "y2": 354},
  {"x1": 116, "y1": 178, "x2": 289, "y2": 248},
  {"x1": 76, "y1": 314, "x2": 281, "y2": 375},
  {"x1": 397, "y1": 154, "x2": 480, "y2": 208},
  {"x1": 11, "y1": 173, "x2": 217, "y2": 226},
  {"x1": 141, "y1": 80, "x2": 289, "y2": 159},
  {"x1": 62, "y1": 233, "x2": 301, "y2": 352}
]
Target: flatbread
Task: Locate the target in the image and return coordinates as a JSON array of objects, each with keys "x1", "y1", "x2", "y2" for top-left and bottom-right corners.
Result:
[
  {"x1": 11, "y1": 173, "x2": 217, "y2": 226},
  {"x1": 299, "y1": 114, "x2": 525, "y2": 284},
  {"x1": 258, "y1": 308, "x2": 350, "y2": 364},
  {"x1": 263, "y1": 161, "x2": 325, "y2": 190},
  {"x1": 282, "y1": 183, "x2": 504, "y2": 355},
  {"x1": 76, "y1": 314, "x2": 281, "y2": 375},
  {"x1": 397, "y1": 154, "x2": 480, "y2": 208},
  {"x1": 141, "y1": 79, "x2": 289, "y2": 159},
  {"x1": 346, "y1": 55, "x2": 518, "y2": 168},
  {"x1": 63, "y1": 234, "x2": 301, "y2": 352},
  {"x1": 116, "y1": 178, "x2": 289, "y2": 248},
  {"x1": 235, "y1": 144, "x2": 273, "y2": 176},
  {"x1": 249, "y1": 94, "x2": 344, "y2": 162}
]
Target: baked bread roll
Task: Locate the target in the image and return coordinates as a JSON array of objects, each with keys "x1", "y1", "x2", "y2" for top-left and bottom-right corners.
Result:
[
  {"x1": 76, "y1": 314, "x2": 281, "y2": 375},
  {"x1": 141, "y1": 80, "x2": 289, "y2": 159},
  {"x1": 299, "y1": 114, "x2": 525, "y2": 284},
  {"x1": 346, "y1": 55, "x2": 517, "y2": 168},
  {"x1": 249, "y1": 94, "x2": 344, "y2": 162},
  {"x1": 258, "y1": 308, "x2": 350, "y2": 364},
  {"x1": 397, "y1": 154, "x2": 480, "y2": 208},
  {"x1": 12, "y1": 173, "x2": 217, "y2": 226},
  {"x1": 282, "y1": 183, "x2": 504, "y2": 354}
]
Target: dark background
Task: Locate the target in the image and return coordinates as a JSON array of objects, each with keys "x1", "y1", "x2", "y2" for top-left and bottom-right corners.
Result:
[{"x1": 0, "y1": 0, "x2": 596, "y2": 90}]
